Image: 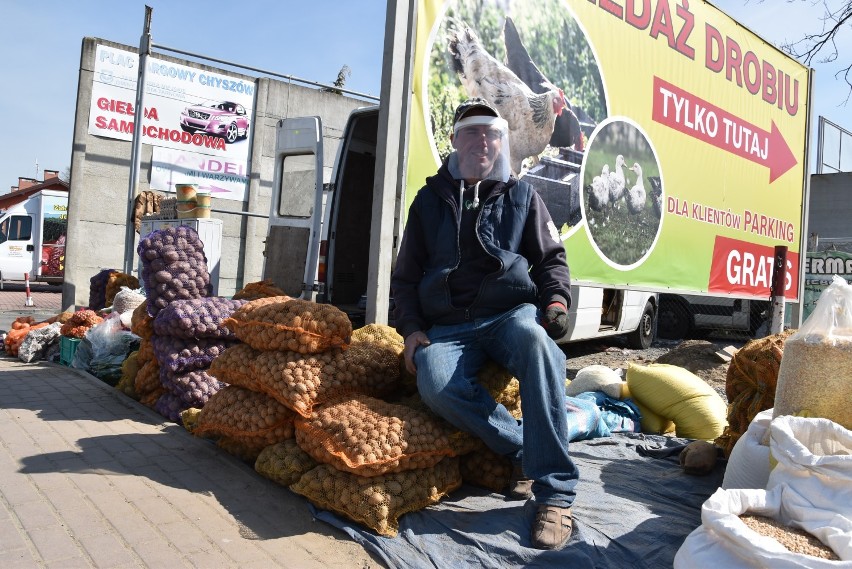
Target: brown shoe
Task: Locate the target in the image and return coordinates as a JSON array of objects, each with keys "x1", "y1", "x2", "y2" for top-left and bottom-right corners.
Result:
[
  {"x1": 531, "y1": 505, "x2": 573, "y2": 550},
  {"x1": 508, "y1": 462, "x2": 533, "y2": 499}
]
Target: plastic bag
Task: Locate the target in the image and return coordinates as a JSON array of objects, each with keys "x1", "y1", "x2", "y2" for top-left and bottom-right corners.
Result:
[
  {"x1": 773, "y1": 275, "x2": 852, "y2": 430},
  {"x1": 85, "y1": 316, "x2": 141, "y2": 385},
  {"x1": 18, "y1": 322, "x2": 62, "y2": 363}
]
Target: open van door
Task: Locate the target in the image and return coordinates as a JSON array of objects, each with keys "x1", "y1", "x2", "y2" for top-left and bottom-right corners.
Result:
[{"x1": 263, "y1": 117, "x2": 325, "y2": 300}]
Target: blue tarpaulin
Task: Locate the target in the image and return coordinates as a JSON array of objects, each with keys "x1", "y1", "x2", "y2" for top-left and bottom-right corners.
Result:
[{"x1": 312, "y1": 433, "x2": 725, "y2": 568}]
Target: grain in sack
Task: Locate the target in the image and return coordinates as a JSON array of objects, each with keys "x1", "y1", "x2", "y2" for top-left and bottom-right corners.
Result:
[
  {"x1": 290, "y1": 458, "x2": 462, "y2": 537},
  {"x1": 294, "y1": 394, "x2": 456, "y2": 477},
  {"x1": 223, "y1": 296, "x2": 351, "y2": 353},
  {"x1": 209, "y1": 342, "x2": 400, "y2": 416},
  {"x1": 773, "y1": 275, "x2": 852, "y2": 430}
]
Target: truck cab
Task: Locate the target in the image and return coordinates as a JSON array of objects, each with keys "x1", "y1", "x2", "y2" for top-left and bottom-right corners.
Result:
[{"x1": 264, "y1": 108, "x2": 658, "y2": 349}]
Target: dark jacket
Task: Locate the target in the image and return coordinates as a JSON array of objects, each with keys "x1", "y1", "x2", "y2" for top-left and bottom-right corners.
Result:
[{"x1": 391, "y1": 160, "x2": 571, "y2": 339}]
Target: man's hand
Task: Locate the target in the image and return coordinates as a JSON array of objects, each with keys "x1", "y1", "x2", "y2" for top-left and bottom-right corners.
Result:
[
  {"x1": 403, "y1": 331, "x2": 431, "y2": 375},
  {"x1": 542, "y1": 302, "x2": 569, "y2": 339}
]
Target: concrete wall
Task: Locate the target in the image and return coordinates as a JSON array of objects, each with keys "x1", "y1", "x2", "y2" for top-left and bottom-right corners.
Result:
[
  {"x1": 62, "y1": 37, "x2": 368, "y2": 310},
  {"x1": 808, "y1": 172, "x2": 852, "y2": 239}
]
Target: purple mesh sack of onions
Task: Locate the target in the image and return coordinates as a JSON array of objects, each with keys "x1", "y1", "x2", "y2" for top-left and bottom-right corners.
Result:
[
  {"x1": 137, "y1": 225, "x2": 212, "y2": 317},
  {"x1": 153, "y1": 297, "x2": 247, "y2": 340},
  {"x1": 151, "y1": 335, "x2": 237, "y2": 373},
  {"x1": 154, "y1": 391, "x2": 191, "y2": 423},
  {"x1": 159, "y1": 368, "x2": 224, "y2": 407}
]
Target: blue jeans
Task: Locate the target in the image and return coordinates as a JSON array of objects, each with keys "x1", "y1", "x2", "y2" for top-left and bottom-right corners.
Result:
[{"x1": 414, "y1": 303, "x2": 578, "y2": 507}]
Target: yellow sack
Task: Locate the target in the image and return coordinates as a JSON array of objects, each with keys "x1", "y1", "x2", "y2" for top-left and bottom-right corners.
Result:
[
  {"x1": 626, "y1": 363, "x2": 727, "y2": 441},
  {"x1": 632, "y1": 398, "x2": 676, "y2": 435}
]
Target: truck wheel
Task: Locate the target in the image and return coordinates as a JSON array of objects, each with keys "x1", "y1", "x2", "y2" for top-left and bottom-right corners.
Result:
[
  {"x1": 658, "y1": 296, "x2": 692, "y2": 339},
  {"x1": 627, "y1": 301, "x2": 655, "y2": 349}
]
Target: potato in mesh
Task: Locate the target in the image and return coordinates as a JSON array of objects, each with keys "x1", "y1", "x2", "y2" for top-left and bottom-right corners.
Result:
[
  {"x1": 477, "y1": 360, "x2": 522, "y2": 419},
  {"x1": 459, "y1": 442, "x2": 513, "y2": 493},
  {"x1": 194, "y1": 386, "x2": 296, "y2": 448},
  {"x1": 60, "y1": 310, "x2": 104, "y2": 338},
  {"x1": 290, "y1": 458, "x2": 461, "y2": 537},
  {"x1": 136, "y1": 337, "x2": 155, "y2": 365},
  {"x1": 131, "y1": 301, "x2": 154, "y2": 340},
  {"x1": 223, "y1": 296, "x2": 352, "y2": 353},
  {"x1": 116, "y1": 351, "x2": 140, "y2": 400},
  {"x1": 255, "y1": 439, "x2": 318, "y2": 487},
  {"x1": 391, "y1": 392, "x2": 481, "y2": 456},
  {"x1": 105, "y1": 272, "x2": 140, "y2": 307},
  {"x1": 155, "y1": 391, "x2": 191, "y2": 422},
  {"x1": 232, "y1": 279, "x2": 287, "y2": 301},
  {"x1": 294, "y1": 394, "x2": 457, "y2": 477},
  {"x1": 153, "y1": 297, "x2": 246, "y2": 339},
  {"x1": 140, "y1": 385, "x2": 166, "y2": 408},
  {"x1": 134, "y1": 359, "x2": 161, "y2": 400},
  {"x1": 159, "y1": 368, "x2": 224, "y2": 407},
  {"x1": 151, "y1": 335, "x2": 236, "y2": 373},
  {"x1": 137, "y1": 225, "x2": 212, "y2": 317},
  {"x1": 209, "y1": 342, "x2": 400, "y2": 417}
]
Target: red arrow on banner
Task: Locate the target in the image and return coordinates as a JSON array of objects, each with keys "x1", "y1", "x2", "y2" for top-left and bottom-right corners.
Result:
[{"x1": 652, "y1": 77, "x2": 797, "y2": 183}]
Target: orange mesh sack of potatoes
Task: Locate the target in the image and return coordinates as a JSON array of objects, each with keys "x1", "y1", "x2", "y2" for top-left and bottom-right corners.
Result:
[
  {"x1": 290, "y1": 458, "x2": 462, "y2": 537},
  {"x1": 136, "y1": 338, "x2": 155, "y2": 365},
  {"x1": 294, "y1": 394, "x2": 457, "y2": 477},
  {"x1": 59, "y1": 310, "x2": 103, "y2": 339},
  {"x1": 254, "y1": 439, "x2": 319, "y2": 487},
  {"x1": 232, "y1": 279, "x2": 287, "y2": 301},
  {"x1": 223, "y1": 296, "x2": 352, "y2": 353},
  {"x1": 194, "y1": 386, "x2": 296, "y2": 450},
  {"x1": 134, "y1": 359, "x2": 162, "y2": 402},
  {"x1": 105, "y1": 272, "x2": 140, "y2": 308},
  {"x1": 209, "y1": 342, "x2": 400, "y2": 417},
  {"x1": 459, "y1": 442, "x2": 513, "y2": 493},
  {"x1": 131, "y1": 301, "x2": 154, "y2": 340}
]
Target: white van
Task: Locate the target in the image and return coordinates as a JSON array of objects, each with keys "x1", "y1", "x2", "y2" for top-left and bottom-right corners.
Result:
[
  {"x1": 263, "y1": 110, "x2": 658, "y2": 349},
  {"x1": 0, "y1": 190, "x2": 68, "y2": 285}
]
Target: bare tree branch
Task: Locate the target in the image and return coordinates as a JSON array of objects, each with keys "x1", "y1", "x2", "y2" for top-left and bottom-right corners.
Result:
[{"x1": 752, "y1": 0, "x2": 852, "y2": 104}]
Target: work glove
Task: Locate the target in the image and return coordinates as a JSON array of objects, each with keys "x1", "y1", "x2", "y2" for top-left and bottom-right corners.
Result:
[{"x1": 542, "y1": 301, "x2": 569, "y2": 340}]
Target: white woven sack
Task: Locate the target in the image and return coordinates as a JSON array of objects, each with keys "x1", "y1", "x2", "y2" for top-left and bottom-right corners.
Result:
[
  {"x1": 674, "y1": 486, "x2": 852, "y2": 568},
  {"x1": 722, "y1": 408, "x2": 773, "y2": 490},
  {"x1": 767, "y1": 415, "x2": 852, "y2": 558},
  {"x1": 112, "y1": 286, "x2": 146, "y2": 315}
]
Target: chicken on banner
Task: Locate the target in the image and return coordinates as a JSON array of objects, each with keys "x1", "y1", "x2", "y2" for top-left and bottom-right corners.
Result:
[
  {"x1": 407, "y1": 0, "x2": 811, "y2": 299},
  {"x1": 88, "y1": 44, "x2": 255, "y2": 202}
]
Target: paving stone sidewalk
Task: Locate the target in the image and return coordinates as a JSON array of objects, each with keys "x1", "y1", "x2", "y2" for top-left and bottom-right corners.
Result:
[{"x1": 0, "y1": 358, "x2": 381, "y2": 568}]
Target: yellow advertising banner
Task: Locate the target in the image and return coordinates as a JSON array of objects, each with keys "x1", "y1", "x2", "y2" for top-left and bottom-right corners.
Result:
[{"x1": 407, "y1": 0, "x2": 811, "y2": 300}]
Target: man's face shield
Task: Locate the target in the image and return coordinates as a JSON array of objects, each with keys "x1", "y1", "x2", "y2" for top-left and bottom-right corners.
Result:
[{"x1": 448, "y1": 115, "x2": 511, "y2": 183}]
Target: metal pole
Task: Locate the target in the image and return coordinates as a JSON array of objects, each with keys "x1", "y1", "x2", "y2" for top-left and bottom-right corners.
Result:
[
  {"x1": 123, "y1": 6, "x2": 152, "y2": 275},
  {"x1": 770, "y1": 245, "x2": 788, "y2": 334}
]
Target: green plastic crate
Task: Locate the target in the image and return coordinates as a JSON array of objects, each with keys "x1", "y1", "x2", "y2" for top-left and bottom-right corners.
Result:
[{"x1": 59, "y1": 337, "x2": 81, "y2": 366}]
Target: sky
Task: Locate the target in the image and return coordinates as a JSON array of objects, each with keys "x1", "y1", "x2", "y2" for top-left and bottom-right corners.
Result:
[{"x1": 1, "y1": 0, "x2": 850, "y2": 192}]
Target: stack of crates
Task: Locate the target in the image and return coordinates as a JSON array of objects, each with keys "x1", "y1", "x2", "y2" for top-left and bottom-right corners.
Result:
[{"x1": 59, "y1": 336, "x2": 81, "y2": 366}]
